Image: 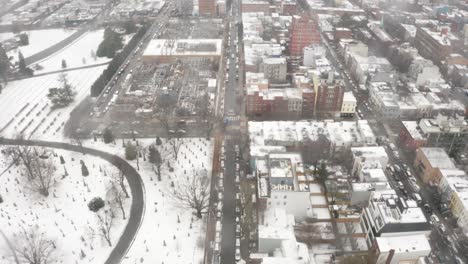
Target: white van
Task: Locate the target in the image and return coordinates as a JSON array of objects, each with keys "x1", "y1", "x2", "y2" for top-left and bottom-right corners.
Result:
[{"x1": 412, "y1": 193, "x2": 422, "y2": 205}]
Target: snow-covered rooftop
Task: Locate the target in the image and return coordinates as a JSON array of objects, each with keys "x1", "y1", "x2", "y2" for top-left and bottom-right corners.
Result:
[
  {"x1": 249, "y1": 120, "x2": 376, "y2": 150},
  {"x1": 143, "y1": 39, "x2": 222, "y2": 57},
  {"x1": 376, "y1": 234, "x2": 431, "y2": 253},
  {"x1": 419, "y1": 147, "x2": 456, "y2": 170}
]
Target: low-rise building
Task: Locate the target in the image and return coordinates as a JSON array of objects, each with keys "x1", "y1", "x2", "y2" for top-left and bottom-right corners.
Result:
[
  {"x1": 249, "y1": 120, "x2": 377, "y2": 158},
  {"x1": 261, "y1": 57, "x2": 287, "y2": 82},
  {"x1": 142, "y1": 39, "x2": 222, "y2": 63},
  {"x1": 369, "y1": 235, "x2": 431, "y2": 264},
  {"x1": 438, "y1": 169, "x2": 468, "y2": 232},
  {"x1": 399, "y1": 121, "x2": 427, "y2": 151},
  {"x1": 368, "y1": 82, "x2": 400, "y2": 119},
  {"x1": 414, "y1": 147, "x2": 456, "y2": 184},
  {"x1": 414, "y1": 27, "x2": 460, "y2": 63},
  {"x1": 351, "y1": 146, "x2": 388, "y2": 176},
  {"x1": 340, "y1": 91, "x2": 356, "y2": 117},
  {"x1": 256, "y1": 152, "x2": 311, "y2": 220},
  {"x1": 360, "y1": 193, "x2": 430, "y2": 248}
]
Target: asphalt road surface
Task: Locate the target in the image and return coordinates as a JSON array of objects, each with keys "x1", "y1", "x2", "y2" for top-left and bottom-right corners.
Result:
[{"x1": 219, "y1": 0, "x2": 243, "y2": 263}]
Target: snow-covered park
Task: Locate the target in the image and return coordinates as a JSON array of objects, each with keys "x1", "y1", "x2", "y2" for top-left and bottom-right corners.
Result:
[
  {"x1": 31, "y1": 29, "x2": 110, "y2": 74},
  {"x1": 0, "y1": 146, "x2": 131, "y2": 264},
  {"x1": 0, "y1": 65, "x2": 106, "y2": 140},
  {"x1": 85, "y1": 137, "x2": 213, "y2": 264},
  {"x1": 5, "y1": 29, "x2": 77, "y2": 60}
]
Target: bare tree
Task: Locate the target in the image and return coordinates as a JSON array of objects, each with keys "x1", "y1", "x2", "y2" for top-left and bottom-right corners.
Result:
[
  {"x1": 110, "y1": 159, "x2": 129, "y2": 198},
  {"x1": 12, "y1": 227, "x2": 57, "y2": 264},
  {"x1": 107, "y1": 183, "x2": 127, "y2": 220},
  {"x1": 168, "y1": 132, "x2": 184, "y2": 160},
  {"x1": 28, "y1": 157, "x2": 56, "y2": 197},
  {"x1": 148, "y1": 145, "x2": 165, "y2": 181},
  {"x1": 7, "y1": 145, "x2": 57, "y2": 196},
  {"x1": 156, "y1": 93, "x2": 177, "y2": 135},
  {"x1": 294, "y1": 218, "x2": 321, "y2": 247},
  {"x1": 168, "y1": 170, "x2": 210, "y2": 218},
  {"x1": 0, "y1": 230, "x2": 20, "y2": 264},
  {"x1": 5, "y1": 144, "x2": 35, "y2": 180},
  {"x1": 96, "y1": 209, "x2": 115, "y2": 247}
]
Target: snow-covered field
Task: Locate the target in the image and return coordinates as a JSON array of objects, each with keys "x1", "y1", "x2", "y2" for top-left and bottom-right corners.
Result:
[
  {"x1": 0, "y1": 65, "x2": 106, "y2": 140},
  {"x1": 85, "y1": 137, "x2": 213, "y2": 264},
  {"x1": 0, "y1": 147, "x2": 131, "y2": 263},
  {"x1": 6, "y1": 29, "x2": 77, "y2": 59},
  {"x1": 32, "y1": 30, "x2": 110, "y2": 74}
]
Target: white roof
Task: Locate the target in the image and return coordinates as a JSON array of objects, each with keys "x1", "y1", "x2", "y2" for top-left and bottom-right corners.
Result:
[
  {"x1": 376, "y1": 234, "x2": 431, "y2": 254},
  {"x1": 143, "y1": 39, "x2": 222, "y2": 57},
  {"x1": 343, "y1": 91, "x2": 356, "y2": 102},
  {"x1": 419, "y1": 148, "x2": 456, "y2": 169}
]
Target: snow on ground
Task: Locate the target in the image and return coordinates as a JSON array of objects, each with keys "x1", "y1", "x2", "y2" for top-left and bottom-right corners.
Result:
[
  {"x1": 7, "y1": 29, "x2": 77, "y2": 59},
  {"x1": 0, "y1": 32, "x2": 15, "y2": 41},
  {"x1": 32, "y1": 29, "x2": 110, "y2": 74},
  {"x1": 0, "y1": 65, "x2": 106, "y2": 140},
  {"x1": 85, "y1": 137, "x2": 213, "y2": 264},
  {"x1": 0, "y1": 147, "x2": 131, "y2": 263}
]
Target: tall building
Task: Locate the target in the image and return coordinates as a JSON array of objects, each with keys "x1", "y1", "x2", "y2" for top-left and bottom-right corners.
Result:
[
  {"x1": 314, "y1": 72, "x2": 345, "y2": 114},
  {"x1": 289, "y1": 16, "x2": 321, "y2": 57},
  {"x1": 199, "y1": 0, "x2": 216, "y2": 15}
]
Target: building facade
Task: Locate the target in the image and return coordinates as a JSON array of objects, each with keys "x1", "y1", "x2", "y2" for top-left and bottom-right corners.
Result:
[
  {"x1": 315, "y1": 72, "x2": 345, "y2": 115},
  {"x1": 199, "y1": 0, "x2": 216, "y2": 15},
  {"x1": 289, "y1": 16, "x2": 321, "y2": 57}
]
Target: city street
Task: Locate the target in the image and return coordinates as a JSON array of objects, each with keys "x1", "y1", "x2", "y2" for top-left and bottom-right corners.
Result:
[{"x1": 218, "y1": 0, "x2": 244, "y2": 263}]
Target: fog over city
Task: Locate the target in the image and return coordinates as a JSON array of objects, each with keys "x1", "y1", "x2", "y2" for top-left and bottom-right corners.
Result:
[{"x1": 0, "y1": 0, "x2": 467, "y2": 263}]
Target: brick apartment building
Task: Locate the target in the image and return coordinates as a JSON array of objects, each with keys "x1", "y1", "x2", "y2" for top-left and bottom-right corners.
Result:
[
  {"x1": 199, "y1": 0, "x2": 216, "y2": 15},
  {"x1": 247, "y1": 88, "x2": 305, "y2": 119},
  {"x1": 241, "y1": 0, "x2": 270, "y2": 13},
  {"x1": 315, "y1": 72, "x2": 345, "y2": 114},
  {"x1": 289, "y1": 16, "x2": 321, "y2": 57},
  {"x1": 414, "y1": 27, "x2": 461, "y2": 63}
]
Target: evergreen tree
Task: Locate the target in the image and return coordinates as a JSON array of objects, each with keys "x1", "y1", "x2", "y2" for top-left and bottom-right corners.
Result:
[
  {"x1": 61, "y1": 59, "x2": 67, "y2": 68},
  {"x1": 97, "y1": 28, "x2": 123, "y2": 58},
  {"x1": 0, "y1": 44, "x2": 9, "y2": 82},
  {"x1": 47, "y1": 73, "x2": 76, "y2": 108},
  {"x1": 123, "y1": 20, "x2": 137, "y2": 34},
  {"x1": 125, "y1": 142, "x2": 137, "y2": 160},
  {"x1": 81, "y1": 163, "x2": 89, "y2": 176},
  {"x1": 88, "y1": 197, "x2": 105, "y2": 212},
  {"x1": 103, "y1": 128, "x2": 114, "y2": 144},
  {"x1": 19, "y1": 33, "x2": 29, "y2": 45}
]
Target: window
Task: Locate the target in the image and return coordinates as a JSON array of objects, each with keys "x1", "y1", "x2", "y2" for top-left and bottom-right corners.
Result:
[
  {"x1": 284, "y1": 195, "x2": 287, "y2": 199},
  {"x1": 283, "y1": 202, "x2": 287, "y2": 205}
]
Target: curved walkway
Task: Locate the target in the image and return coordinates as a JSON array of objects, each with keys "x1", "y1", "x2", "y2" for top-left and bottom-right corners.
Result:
[{"x1": 0, "y1": 138, "x2": 144, "y2": 264}]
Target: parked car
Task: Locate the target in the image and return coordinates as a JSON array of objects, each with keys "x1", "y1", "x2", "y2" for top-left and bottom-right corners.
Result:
[
  {"x1": 430, "y1": 214, "x2": 440, "y2": 224},
  {"x1": 424, "y1": 204, "x2": 433, "y2": 214},
  {"x1": 235, "y1": 248, "x2": 241, "y2": 261}
]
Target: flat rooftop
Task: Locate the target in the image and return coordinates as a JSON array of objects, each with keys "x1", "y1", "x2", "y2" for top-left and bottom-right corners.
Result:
[
  {"x1": 376, "y1": 234, "x2": 431, "y2": 253},
  {"x1": 143, "y1": 39, "x2": 222, "y2": 57},
  {"x1": 420, "y1": 147, "x2": 456, "y2": 170}
]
